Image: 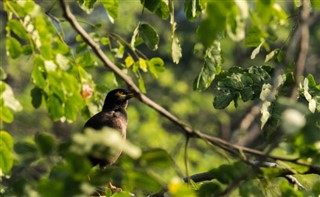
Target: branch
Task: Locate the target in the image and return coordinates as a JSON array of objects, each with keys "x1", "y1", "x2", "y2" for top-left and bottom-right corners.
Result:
[
  {"x1": 291, "y1": 0, "x2": 311, "y2": 99},
  {"x1": 59, "y1": 0, "x2": 319, "y2": 170}
]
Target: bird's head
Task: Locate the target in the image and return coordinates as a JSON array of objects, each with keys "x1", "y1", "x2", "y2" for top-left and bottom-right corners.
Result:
[{"x1": 102, "y1": 89, "x2": 134, "y2": 110}]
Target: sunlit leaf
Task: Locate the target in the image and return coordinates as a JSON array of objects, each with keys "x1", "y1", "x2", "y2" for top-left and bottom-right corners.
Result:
[
  {"x1": 265, "y1": 49, "x2": 279, "y2": 62},
  {"x1": 0, "y1": 105, "x2": 14, "y2": 123},
  {"x1": 197, "y1": 1, "x2": 232, "y2": 47},
  {"x1": 172, "y1": 35, "x2": 182, "y2": 64},
  {"x1": 0, "y1": 67, "x2": 7, "y2": 80},
  {"x1": 8, "y1": 19, "x2": 28, "y2": 39},
  {"x1": 6, "y1": 37, "x2": 22, "y2": 59},
  {"x1": 148, "y1": 57, "x2": 165, "y2": 78},
  {"x1": 184, "y1": 0, "x2": 203, "y2": 21},
  {"x1": 1, "y1": 82, "x2": 23, "y2": 111},
  {"x1": 138, "y1": 77, "x2": 146, "y2": 93},
  {"x1": 168, "y1": 179, "x2": 196, "y2": 197},
  {"x1": 250, "y1": 41, "x2": 264, "y2": 59},
  {"x1": 101, "y1": 0, "x2": 118, "y2": 22},
  {"x1": 100, "y1": 37, "x2": 110, "y2": 45},
  {"x1": 32, "y1": 56, "x2": 47, "y2": 88},
  {"x1": 226, "y1": 1, "x2": 248, "y2": 41},
  {"x1": 65, "y1": 94, "x2": 83, "y2": 121},
  {"x1": 0, "y1": 131, "x2": 14, "y2": 174},
  {"x1": 139, "y1": 58, "x2": 148, "y2": 72},
  {"x1": 125, "y1": 55, "x2": 135, "y2": 68},
  {"x1": 245, "y1": 26, "x2": 268, "y2": 47},
  {"x1": 193, "y1": 41, "x2": 221, "y2": 91}
]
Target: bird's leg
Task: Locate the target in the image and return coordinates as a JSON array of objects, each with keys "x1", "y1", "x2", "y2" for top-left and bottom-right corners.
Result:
[{"x1": 108, "y1": 182, "x2": 122, "y2": 192}]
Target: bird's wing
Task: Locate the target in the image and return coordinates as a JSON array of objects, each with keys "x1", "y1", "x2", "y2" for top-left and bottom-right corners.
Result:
[{"x1": 84, "y1": 109, "x2": 127, "y2": 136}]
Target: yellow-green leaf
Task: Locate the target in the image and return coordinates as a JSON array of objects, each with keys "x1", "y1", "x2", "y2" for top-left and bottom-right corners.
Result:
[
  {"x1": 0, "y1": 131, "x2": 14, "y2": 174},
  {"x1": 139, "y1": 58, "x2": 148, "y2": 72},
  {"x1": 125, "y1": 55, "x2": 135, "y2": 68}
]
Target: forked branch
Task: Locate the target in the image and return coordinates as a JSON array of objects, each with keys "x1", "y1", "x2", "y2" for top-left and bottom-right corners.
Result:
[{"x1": 59, "y1": 0, "x2": 319, "y2": 172}]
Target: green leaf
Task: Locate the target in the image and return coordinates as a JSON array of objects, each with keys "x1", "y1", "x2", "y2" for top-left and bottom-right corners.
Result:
[
  {"x1": 76, "y1": 51, "x2": 95, "y2": 67},
  {"x1": 193, "y1": 41, "x2": 221, "y2": 91},
  {"x1": 31, "y1": 86, "x2": 43, "y2": 108},
  {"x1": 141, "y1": 0, "x2": 170, "y2": 19},
  {"x1": 77, "y1": 0, "x2": 97, "y2": 13},
  {"x1": 197, "y1": 1, "x2": 232, "y2": 47},
  {"x1": 6, "y1": 37, "x2": 22, "y2": 59},
  {"x1": 35, "y1": 132, "x2": 56, "y2": 155},
  {"x1": 100, "y1": 37, "x2": 110, "y2": 45},
  {"x1": 265, "y1": 49, "x2": 279, "y2": 62},
  {"x1": 40, "y1": 43, "x2": 53, "y2": 60},
  {"x1": 140, "y1": 149, "x2": 173, "y2": 169},
  {"x1": 101, "y1": 0, "x2": 118, "y2": 21},
  {"x1": 125, "y1": 55, "x2": 135, "y2": 68},
  {"x1": 128, "y1": 170, "x2": 163, "y2": 192},
  {"x1": 280, "y1": 178, "x2": 304, "y2": 197},
  {"x1": 245, "y1": 26, "x2": 268, "y2": 47},
  {"x1": 240, "y1": 87, "x2": 254, "y2": 102},
  {"x1": 139, "y1": 58, "x2": 148, "y2": 72},
  {"x1": 260, "y1": 101, "x2": 271, "y2": 129},
  {"x1": 8, "y1": 19, "x2": 28, "y2": 39},
  {"x1": 22, "y1": 45, "x2": 33, "y2": 55},
  {"x1": 213, "y1": 91, "x2": 234, "y2": 109},
  {"x1": 0, "y1": 105, "x2": 14, "y2": 123},
  {"x1": 307, "y1": 74, "x2": 316, "y2": 87},
  {"x1": 226, "y1": 1, "x2": 248, "y2": 41},
  {"x1": 168, "y1": 180, "x2": 196, "y2": 197},
  {"x1": 198, "y1": 182, "x2": 222, "y2": 197},
  {"x1": 65, "y1": 94, "x2": 83, "y2": 122},
  {"x1": 148, "y1": 57, "x2": 165, "y2": 78},
  {"x1": 0, "y1": 67, "x2": 7, "y2": 80},
  {"x1": 139, "y1": 23, "x2": 159, "y2": 51},
  {"x1": 138, "y1": 77, "x2": 146, "y2": 93},
  {"x1": 193, "y1": 60, "x2": 216, "y2": 91},
  {"x1": 32, "y1": 56, "x2": 47, "y2": 88},
  {"x1": 312, "y1": 181, "x2": 320, "y2": 195},
  {"x1": 172, "y1": 35, "x2": 182, "y2": 64},
  {"x1": 14, "y1": 141, "x2": 39, "y2": 165},
  {"x1": 47, "y1": 94, "x2": 64, "y2": 121},
  {"x1": 184, "y1": 0, "x2": 203, "y2": 21},
  {"x1": 0, "y1": 131, "x2": 14, "y2": 174}
]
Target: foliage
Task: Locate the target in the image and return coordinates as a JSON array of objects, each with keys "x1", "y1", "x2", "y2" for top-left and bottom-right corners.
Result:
[{"x1": 2, "y1": 0, "x2": 320, "y2": 196}]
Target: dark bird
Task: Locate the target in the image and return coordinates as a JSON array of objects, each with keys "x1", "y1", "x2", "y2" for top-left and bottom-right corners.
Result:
[{"x1": 84, "y1": 88, "x2": 134, "y2": 168}]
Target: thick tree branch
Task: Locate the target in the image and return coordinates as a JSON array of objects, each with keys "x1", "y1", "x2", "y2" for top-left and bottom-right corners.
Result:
[
  {"x1": 59, "y1": 0, "x2": 319, "y2": 170},
  {"x1": 291, "y1": 0, "x2": 311, "y2": 99}
]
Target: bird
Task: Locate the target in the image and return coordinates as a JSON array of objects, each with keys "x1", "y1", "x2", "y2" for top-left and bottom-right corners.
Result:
[{"x1": 84, "y1": 88, "x2": 134, "y2": 168}]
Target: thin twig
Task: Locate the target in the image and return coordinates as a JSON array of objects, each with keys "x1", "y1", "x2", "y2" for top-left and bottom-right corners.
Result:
[{"x1": 59, "y1": 0, "x2": 320, "y2": 171}]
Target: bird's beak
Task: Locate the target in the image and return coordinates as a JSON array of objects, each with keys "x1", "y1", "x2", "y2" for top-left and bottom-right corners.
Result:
[{"x1": 126, "y1": 92, "x2": 134, "y2": 99}]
